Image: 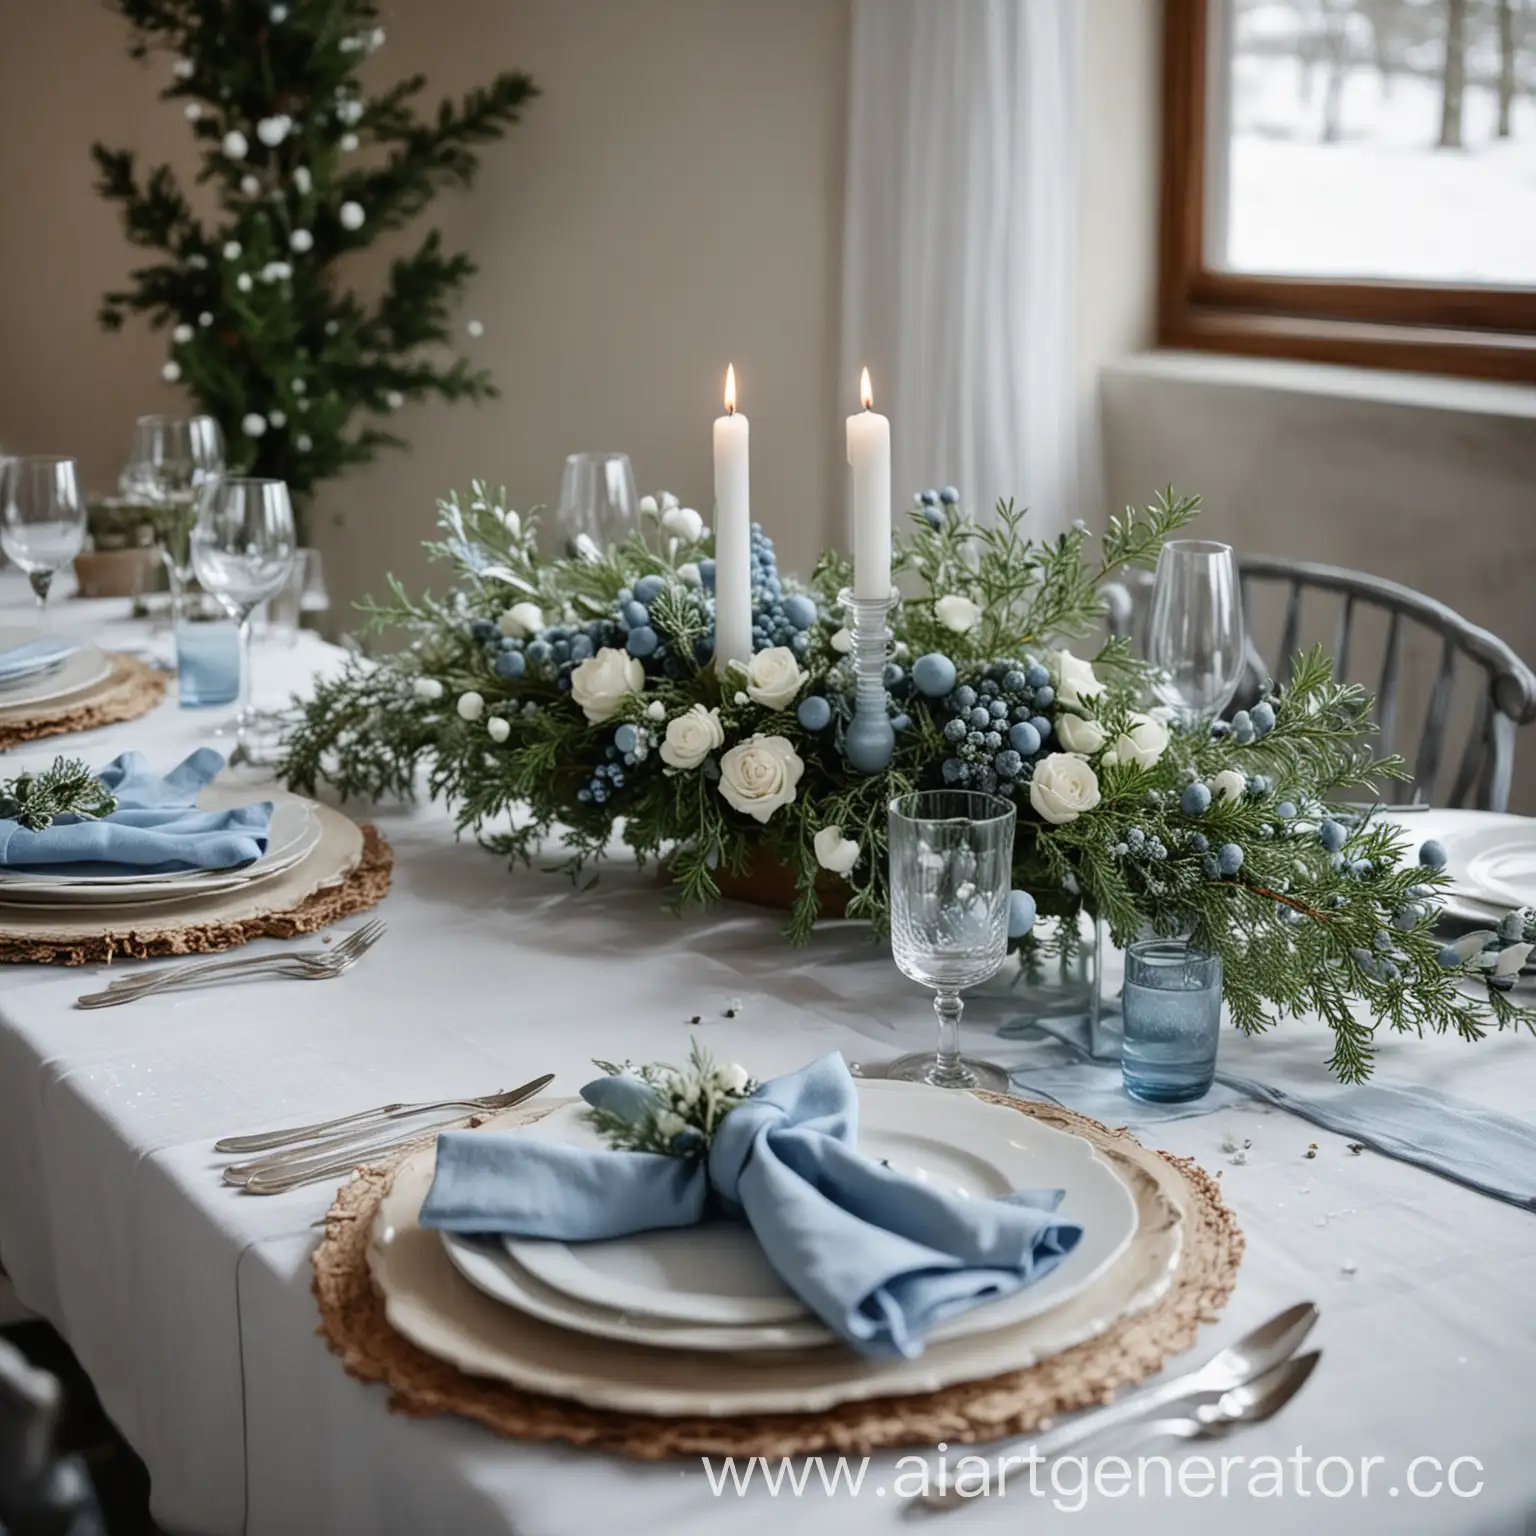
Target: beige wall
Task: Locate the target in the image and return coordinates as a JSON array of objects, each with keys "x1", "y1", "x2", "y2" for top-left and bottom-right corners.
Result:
[{"x1": 0, "y1": 0, "x2": 852, "y2": 609}]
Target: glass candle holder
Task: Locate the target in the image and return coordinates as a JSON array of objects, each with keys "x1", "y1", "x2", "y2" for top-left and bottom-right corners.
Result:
[
  {"x1": 175, "y1": 620, "x2": 241, "y2": 708},
  {"x1": 1120, "y1": 939, "x2": 1223, "y2": 1104}
]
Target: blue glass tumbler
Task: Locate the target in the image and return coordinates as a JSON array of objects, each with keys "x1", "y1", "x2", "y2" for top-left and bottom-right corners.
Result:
[{"x1": 1121, "y1": 939, "x2": 1223, "y2": 1104}]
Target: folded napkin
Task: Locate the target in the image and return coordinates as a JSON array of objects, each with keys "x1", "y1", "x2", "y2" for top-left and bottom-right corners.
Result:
[
  {"x1": 0, "y1": 634, "x2": 76, "y2": 682},
  {"x1": 0, "y1": 749, "x2": 272, "y2": 875},
  {"x1": 420, "y1": 1053, "x2": 1084, "y2": 1358}
]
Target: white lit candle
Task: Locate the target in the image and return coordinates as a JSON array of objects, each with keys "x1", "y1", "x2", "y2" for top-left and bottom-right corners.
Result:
[
  {"x1": 712, "y1": 363, "x2": 752, "y2": 675},
  {"x1": 847, "y1": 367, "x2": 891, "y2": 601}
]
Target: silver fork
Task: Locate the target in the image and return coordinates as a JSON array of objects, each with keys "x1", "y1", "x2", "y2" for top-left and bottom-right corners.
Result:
[
  {"x1": 214, "y1": 1076, "x2": 556, "y2": 1154},
  {"x1": 219, "y1": 1074, "x2": 556, "y2": 1180},
  {"x1": 103, "y1": 921, "x2": 383, "y2": 997},
  {"x1": 76, "y1": 922, "x2": 385, "y2": 1009},
  {"x1": 84, "y1": 922, "x2": 383, "y2": 1004}
]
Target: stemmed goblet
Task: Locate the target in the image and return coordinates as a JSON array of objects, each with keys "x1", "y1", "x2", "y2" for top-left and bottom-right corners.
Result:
[
  {"x1": 1147, "y1": 539, "x2": 1246, "y2": 726},
  {"x1": 555, "y1": 452, "x2": 638, "y2": 557},
  {"x1": 0, "y1": 456, "x2": 89, "y2": 623},
  {"x1": 886, "y1": 789, "x2": 1017, "y2": 1091},
  {"x1": 122, "y1": 414, "x2": 225, "y2": 619},
  {"x1": 190, "y1": 478, "x2": 296, "y2": 760}
]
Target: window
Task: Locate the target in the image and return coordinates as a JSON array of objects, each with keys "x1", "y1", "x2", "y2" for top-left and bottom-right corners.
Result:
[{"x1": 1160, "y1": 0, "x2": 1536, "y2": 380}]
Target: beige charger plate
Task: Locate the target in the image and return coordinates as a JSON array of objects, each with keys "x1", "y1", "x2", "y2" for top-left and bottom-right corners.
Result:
[
  {"x1": 0, "y1": 652, "x2": 167, "y2": 751},
  {"x1": 0, "y1": 808, "x2": 392, "y2": 964},
  {"x1": 320, "y1": 1095, "x2": 1241, "y2": 1455},
  {"x1": 315, "y1": 1097, "x2": 1241, "y2": 1456}
]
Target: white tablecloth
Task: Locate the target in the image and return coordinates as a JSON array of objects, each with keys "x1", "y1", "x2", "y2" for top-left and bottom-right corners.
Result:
[{"x1": 1, "y1": 588, "x2": 1533, "y2": 1535}]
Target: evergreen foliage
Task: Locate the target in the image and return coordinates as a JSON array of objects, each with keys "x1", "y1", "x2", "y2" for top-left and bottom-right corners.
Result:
[{"x1": 93, "y1": 0, "x2": 534, "y2": 531}]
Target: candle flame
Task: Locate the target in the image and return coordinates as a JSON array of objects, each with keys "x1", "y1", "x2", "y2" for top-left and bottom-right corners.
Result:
[
  {"x1": 724, "y1": 363, "x2": 737, "y2": 415},
  {"x1": 859, "y1": 366, "x2": 873, "y2": 410}
]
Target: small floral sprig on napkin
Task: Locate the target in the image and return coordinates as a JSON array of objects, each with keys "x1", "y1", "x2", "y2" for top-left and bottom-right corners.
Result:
[
  {"x1": 584, "y1": 1041, "x2": 758, "y2": 1158},
  {"x1": 0, "y1": 757, "x2": 118, "y2": 832}
]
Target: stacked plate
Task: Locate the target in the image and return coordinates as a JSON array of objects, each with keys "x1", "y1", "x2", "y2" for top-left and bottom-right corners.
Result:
[
  {"x1": 368, "y1": 1080, "x2": 1189, "y2": 1416},
  {"x1": 1429, "y1": 816, "x2": 1536, "y2": 925},
  {"x1": 0, "y1": 786, "x2": 322, "y2": 912},
  {"x1": 0, "y1": 627, "x2": 110, "y2": 713}
]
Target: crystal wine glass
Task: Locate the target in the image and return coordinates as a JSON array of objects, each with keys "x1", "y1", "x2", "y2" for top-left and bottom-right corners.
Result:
[
  {"x1": 190, "y1": 478, "x2": 296, "y2": 758},
  {"x1": 0, "y1": 456, "x2": 88, "y2": 622},
  {"x1": 555, "y1": 452, "x2": 638, "y2": 556},
  {"x1": 886, "y1": 789, "x2": 1017, "y2": 1091},
  {"x1": 1147, "y1": 539, "x2": 1246, "y2": 726},
  {"x1": 122, "y1": 414, "x2": 225, "y2": 617}
]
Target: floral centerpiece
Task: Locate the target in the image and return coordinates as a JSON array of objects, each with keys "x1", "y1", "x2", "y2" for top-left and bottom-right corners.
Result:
[{"x1": 281, "y1": 482, "x2": 1535, "y2": 1081}]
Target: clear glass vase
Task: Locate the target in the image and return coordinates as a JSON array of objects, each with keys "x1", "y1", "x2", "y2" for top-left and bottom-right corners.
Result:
[{"x1": 982, "y1": 909, "x2": 1121, "y2": 1062}]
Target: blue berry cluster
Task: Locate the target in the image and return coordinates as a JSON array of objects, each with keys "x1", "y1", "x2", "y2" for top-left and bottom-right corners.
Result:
[
  {"x1": 748, "y1": 525, "x2": 817, "y2": 656},
  {"x1": 934, "y1": 661, "x2": 1053, "y2": 795},
  {"x1": 913, "y1": 485, "x2": 960, "y2": 531},
  {"x1": 576, "y1": 721, "x2": 655, "y2": 806}
]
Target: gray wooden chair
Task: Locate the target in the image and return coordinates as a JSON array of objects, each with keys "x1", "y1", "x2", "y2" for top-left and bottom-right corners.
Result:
[
  {"x1": 0, "y1": 1336, "x2": 106, "y2": 1536},
  {"x1": 1104, "y1": 557, "x2": 1536, "y2": 812}
]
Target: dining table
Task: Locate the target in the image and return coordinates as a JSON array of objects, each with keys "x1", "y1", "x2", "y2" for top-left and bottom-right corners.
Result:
[{"x1": 0, "y1": 574, "x2": 1532, "y2": 1536}]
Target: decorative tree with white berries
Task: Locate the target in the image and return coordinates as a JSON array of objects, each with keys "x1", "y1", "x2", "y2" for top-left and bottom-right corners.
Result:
[{"x1": 92, "y1": 0, "x2": 534, "y2": 533}]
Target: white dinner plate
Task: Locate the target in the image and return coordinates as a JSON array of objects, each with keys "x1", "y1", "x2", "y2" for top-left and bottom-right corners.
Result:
[
  {"x1": 1433, "y1": 819, "x2": 1533, "y2": 922},
  {"x1": 498, "y1": 1079, "x2": 1138, "y2": 1343},
  {"x1": 0, "y1": 793, "x2": 316, "y2": 888},
  {"x1": 442, "y1": 1236, "x2": 835, "y2": 1352},
  {"x1": 0, "y1": 642, "x2": 112, "y2": 711},
  {"x1": 0, "y1": 797, "x2": 320, "y2": 906},
  {"x1": 0, "y1": 630, "x2": 76, "y2": 688},
  {"x1": 1463, "y1": 831, "x2": 1536, "y2": 912}
]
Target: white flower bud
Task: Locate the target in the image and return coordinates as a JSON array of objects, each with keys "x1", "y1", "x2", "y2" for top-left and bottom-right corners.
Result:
[
  {"x1": 456, "y1": 691, "x2": 485, "y2": 722},
  {"x1": 222, "y1": 130, "x2": 249, "y2": 160},
  {"x1": 412, "y1": 677, "x2": 444, "y2": 702},
  {"x1": 339, "y1": 200, "x2": 365, "y2": 231}
]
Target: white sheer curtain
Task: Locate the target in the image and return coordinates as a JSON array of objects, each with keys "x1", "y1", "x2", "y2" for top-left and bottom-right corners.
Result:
[{"x1": 839, "y1": 0, "x2": 1082, "y2": 540}]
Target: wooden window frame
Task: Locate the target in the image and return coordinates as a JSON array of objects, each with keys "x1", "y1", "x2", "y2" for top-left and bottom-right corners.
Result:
[{"x1": 1159, "y1": 0, "x2": 1536, "y2": 383}]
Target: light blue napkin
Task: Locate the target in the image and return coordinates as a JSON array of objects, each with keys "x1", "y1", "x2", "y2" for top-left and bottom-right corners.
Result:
[
  {"x1": 0, "y1": 749, "x2": 271, "y2": 875},
  {"x1": 0, "y1": 635, "x2": 76, "y2": 682},
  {"x1": 420, "y1": 1053, "x2": 1084, "y2": 1358}
]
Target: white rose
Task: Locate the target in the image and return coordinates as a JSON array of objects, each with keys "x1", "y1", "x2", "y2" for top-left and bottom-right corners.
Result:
[
  {"x1": 716, "y1": 1063, "x2": 751, "y2": 1095},
  {"x1": 935, "y1": 594, "x2": 981, "y2": 633},
  {"x1": 830, "y1": 628, "x2": 853, "y2": 654},
  {"x1": 1111, "y1": 712, "x2": 1169, "y2": 769},
  {"x1": 1053, "y1": 649, "x2": 1104, "y2": 708},
  {"x1": 1210, "y1": 768, "x2": 1247, "y2": 804},
  {"x1": 570, "y1": 647, "x2": 644, "y2": 724},
  {"x1": 718, "y1": 734, "x2": 804, "y2": 824},
  {"x1": 1029, "y1": 753, "x2": 1102, "y2": 825},
  {"x1": 456, "y1": 691, "x2": 484, "y2": 722},
  {"x1": 745, "y1": 646, "x2": 806, "y2": 711},
  {"x1": 638, "y1": 494, "x2": 659, "y2": 516},
  {"x1": 660, "y1": 703, "x2": 724, "y2": 770},
  {"x1": 813, "y1": 826, "x2": 861, "y2": 876},
  {"x1": 497, "y1": 602, "x2": 543, "y2": 638},
  {"x1": 412, "y1": 677, "x2": 443, "y2": 701},
  {"x1": 1055, "y1": 713, "x2": 1107, "y2": 755},
  {"x1": 677, "y1": 562, "x2": 701, "y2": 587},
  {"x1": 661, "y1": 505, "x2": 704, "y2": 542}
]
